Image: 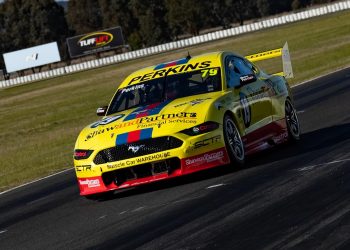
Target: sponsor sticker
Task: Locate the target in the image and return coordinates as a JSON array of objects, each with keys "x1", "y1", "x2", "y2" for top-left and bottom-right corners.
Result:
[
  {"x1": 79, "y1": 179, "x2": 101, "y2": 188},
  {"x1": 85, "y1": 112, "x2": 198, "y2": 141},
  {"x1": 78, "y1": 32, "x2": 113, "y2": 48},
  {"x1": 75, "y1": 165, "x2": 92, "y2": 172},
  {"x1": 106, "y1": 152, "x2": 171, "y2": 170},
  {"x1": 128, "y1": 61, "x2": 212, "y2": 85},
  {"x1": 174, "y1": 98, "x2": 212, "y2": 108},
  {"x1": 90, "y1": 114, "x2": 125, "y2": 128},
  {"x1": 272, "y1": 131, "x2": 288, "y2": 144},
  {"x1": 185, "y1": 150, "x2": 225, "y2": 167}
]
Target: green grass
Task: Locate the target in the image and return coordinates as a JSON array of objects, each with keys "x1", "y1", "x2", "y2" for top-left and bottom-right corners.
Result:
[{"x1": 1, "y1": 10, "x2": 350, "y2": 191}]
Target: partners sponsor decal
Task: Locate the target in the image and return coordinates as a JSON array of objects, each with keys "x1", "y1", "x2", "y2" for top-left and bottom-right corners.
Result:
[
  {"x1": 106, "y1": 152, "x2": 171, "y2": 170},
  {"x1": 85, "y1": 112, "x2": 197, "y2": 141},
  {"x1": 128, "y1": 61, "x2": 212, "y2": 85},
  {"x1": 79, "y1": 179, "x2": 101, "y2": 188}
]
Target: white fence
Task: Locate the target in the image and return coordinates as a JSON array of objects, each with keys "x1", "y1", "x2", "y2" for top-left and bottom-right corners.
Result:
[{"x1": 1, "y1": 0, "x2": 350, "y2": 89}]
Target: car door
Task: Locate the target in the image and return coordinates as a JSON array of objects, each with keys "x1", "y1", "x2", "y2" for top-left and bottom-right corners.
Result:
[{"x1": 225, "y1": 55, "x2": 273, "y2": 134}]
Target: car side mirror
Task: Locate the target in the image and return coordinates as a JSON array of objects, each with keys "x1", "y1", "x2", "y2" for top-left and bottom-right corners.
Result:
[
  {"x1": 96, "y1": 106, "x2": 108, "y2": 116},
  {"x1": 240, "y1": 74, "x2": 257, "y2": 85}
]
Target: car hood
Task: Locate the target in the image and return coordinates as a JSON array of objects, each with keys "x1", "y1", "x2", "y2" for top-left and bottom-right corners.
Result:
[{"x1": 76, "y1": 92, "x2": 222, "y2": 149}]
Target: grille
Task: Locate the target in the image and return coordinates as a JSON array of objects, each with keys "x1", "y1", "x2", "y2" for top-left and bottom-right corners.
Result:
[
  {"x1": 102, "y1": 158, "x2": 181, "y2": 186},
  {"x1": 94, "y1": 136, "x2": 183, "y2": 165}
]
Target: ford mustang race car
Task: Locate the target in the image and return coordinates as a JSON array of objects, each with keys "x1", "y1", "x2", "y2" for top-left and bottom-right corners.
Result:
[{"x1": 74, "y1": 42, "x2": 300, "y2": 198}]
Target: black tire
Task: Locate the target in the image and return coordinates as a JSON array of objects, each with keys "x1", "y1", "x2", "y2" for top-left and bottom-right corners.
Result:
[
  {"x1": 285, "y1": 99, "x2": 301, "y2": 142},
  {"x1": 223, "y1": 115, "x2": 245, "y2": 167}
]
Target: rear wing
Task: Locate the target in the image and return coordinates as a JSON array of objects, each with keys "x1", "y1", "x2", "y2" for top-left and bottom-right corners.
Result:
[{"x1": 245, "y1": 42, "x2": 293, "y2": 78}]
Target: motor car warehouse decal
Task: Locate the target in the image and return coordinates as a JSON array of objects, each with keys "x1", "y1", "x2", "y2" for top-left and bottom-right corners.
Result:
[{"x1": 106, "y1": 152, "x2": 171, "y2": 170}]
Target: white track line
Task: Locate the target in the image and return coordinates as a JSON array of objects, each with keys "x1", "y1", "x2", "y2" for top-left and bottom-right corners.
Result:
[
  {"x1": 0, "y1": 168, "x2": 74, "y2": 196},
  {"x1": 206, "y1": 183, "x2": 226, "y2": 189},
  {"x1": 297, "y1": 158, "x2": 350, "y2": 172}
]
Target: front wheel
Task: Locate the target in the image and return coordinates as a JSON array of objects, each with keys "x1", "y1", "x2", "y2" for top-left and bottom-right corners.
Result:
[
  {"x1": 285, "y1": 99, "x2": 301, "y2": 142},
  {"x1": 223, "y1": 115, "x2": 245, "y2": 167}
]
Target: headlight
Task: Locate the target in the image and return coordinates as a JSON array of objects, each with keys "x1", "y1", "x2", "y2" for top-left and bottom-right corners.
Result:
[
  {"x1": 74, "y1": 149, "x2": 93, "y2": 160},
  {"x1": 180, "y1": 121, "x2": 219, "y2": 136}
]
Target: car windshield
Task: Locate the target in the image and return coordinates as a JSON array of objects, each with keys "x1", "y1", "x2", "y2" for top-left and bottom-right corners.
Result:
[{"x1": 107, "y1": 67, "x2": 221, "y2": 115}]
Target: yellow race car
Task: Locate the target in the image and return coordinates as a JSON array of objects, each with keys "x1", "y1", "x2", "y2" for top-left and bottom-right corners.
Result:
[{"x1": 74, "y1": 43, "x2": 300, "y2": 198}]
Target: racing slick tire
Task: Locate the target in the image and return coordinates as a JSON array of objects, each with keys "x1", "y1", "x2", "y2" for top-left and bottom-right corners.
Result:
[
  {"x1": 223, "y1": 114, "x2": 245, "y2": 167},
  {"x1": 285, "y1": 99, "x2": 301, "y2": 142}
]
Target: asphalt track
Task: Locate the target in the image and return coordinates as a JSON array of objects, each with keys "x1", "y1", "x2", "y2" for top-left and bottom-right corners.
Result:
[{"x1": 1, "y1": 68, "x2": 350, "y2": 250}]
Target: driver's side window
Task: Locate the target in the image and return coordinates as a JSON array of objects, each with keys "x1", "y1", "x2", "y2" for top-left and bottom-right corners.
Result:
[{"x1": 225, "y1": 56, "x2": 254, "y2": 88}]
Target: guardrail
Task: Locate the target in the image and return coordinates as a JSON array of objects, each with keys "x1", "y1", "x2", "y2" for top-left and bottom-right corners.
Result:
[{"x1": 1, "y1": 0, "x2": 349, "y2": 89}]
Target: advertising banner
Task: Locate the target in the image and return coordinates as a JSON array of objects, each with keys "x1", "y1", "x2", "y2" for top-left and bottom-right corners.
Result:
[
  {"x1": 67, "y1": 27, "x2": 125, "y2": 58},
  {"x1": 3, "y1": 42, "x2": 61, "y2": 73}
]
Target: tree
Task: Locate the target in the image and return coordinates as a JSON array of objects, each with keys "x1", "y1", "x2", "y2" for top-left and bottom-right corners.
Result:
[
  {"x1": 165, "y1": 0, "x2": 186, "y2": 39},
  {"x1": 165, "y1": 0, "x2": 207, "y2": 37},
  {"x1": 130, "y1": 0, "x2": 169, "y2": 47},
  {"x1": 0, "y1": 0, "x2": 68, "y2": 60},
  {"x1": 67, "y1": 0, "x2": 102, "y2": 35},
  {"x1": 209, "y1": 0, "x2": 234, "y2": 29},
  {"x1": 265, "y1": 0, "x2": 292, "y2": 15},
  {"x1": 98, "y1": 0, "x2": 139, "y2": 48},
  {"x1": 257, "y1": 0, "x2": 272, "y2": 17},
  {"x1": 291, "y1": 0, "x2": 301, "y2": 10}
]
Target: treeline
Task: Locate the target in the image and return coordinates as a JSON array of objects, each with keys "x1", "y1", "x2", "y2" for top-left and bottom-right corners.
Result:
[{"x1": 0, "y1": 0, "x2": 336, "y2": 68}]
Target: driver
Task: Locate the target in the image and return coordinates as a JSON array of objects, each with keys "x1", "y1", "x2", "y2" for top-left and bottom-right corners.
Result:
[{"x1": 166, "y1": 80, "x2": 180, "y2": 99}]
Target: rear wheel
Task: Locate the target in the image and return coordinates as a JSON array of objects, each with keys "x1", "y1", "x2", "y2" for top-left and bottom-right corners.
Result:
[
  {"x1": 285, "y1": 99, "x2": 300, "y2": 141},
  {"x1": 223, "y1": 115, "x2": 245, "y2": 167}
]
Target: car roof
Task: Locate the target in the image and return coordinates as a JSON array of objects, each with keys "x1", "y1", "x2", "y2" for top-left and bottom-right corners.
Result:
[{"x1": 119, "y1": 51, "x2": 235, "y2": 88}]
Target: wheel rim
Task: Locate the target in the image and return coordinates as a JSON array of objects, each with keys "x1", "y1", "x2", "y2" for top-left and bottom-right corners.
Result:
[
  {"x1": 285, "y1": 100, "x2": 300, "y2": 138},
  {"x1": 225, "y1": 119, "x2": 244, "y2": 161}
]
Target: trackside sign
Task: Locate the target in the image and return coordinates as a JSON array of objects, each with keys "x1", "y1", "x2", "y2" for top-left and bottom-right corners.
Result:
[
  {"x1": 66, "y1": 27, "x2": 125, "y2": 58},
  {"x1": 3, "y1": 42, "x2": 61, "y2": 73}
]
